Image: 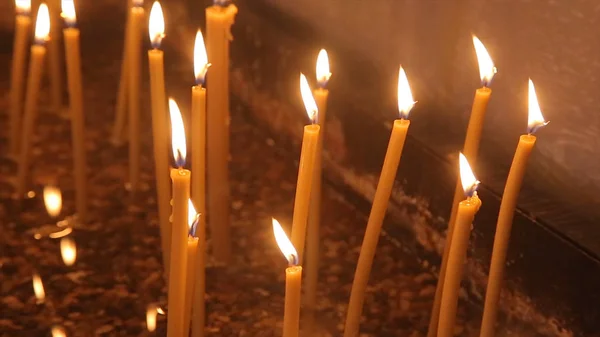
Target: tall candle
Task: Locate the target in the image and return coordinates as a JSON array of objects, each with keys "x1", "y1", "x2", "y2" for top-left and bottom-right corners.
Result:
[
  {"x1": 16, "y1": 4, "x2": 50, "y2": 199},
  {"x1": 147, "y1": 1, "x2": 171, "y2": 274},
  {"x1": 167, "y1": 99, "x2": 191, "y2": 337},
  {"x1": 343, "y1": 67, "x2": 415, "y2": 337},
  {"x1": 290, "y1": 74, "x2": 320, "y2": 260},
  {"x1": 111, "y1": 5, "x2": 133, "y2": 145},
  {"x1": 428, "y1": 36, "x2": 496, "y2": 337},
  {"x1": 438, "y1": 154, "x2": 482, "y2": 337},
  {"x1": 273, "y1": 218, "x2": 302, "y2": 337},
  {"x1": 9, "y1": 0, "x2": 31, "y2": 155},
  {"x1": 205, "y1": 0, "x2": 237, "y2": 263},
  {"x1": 46, "y1": 0, "x2": 63, "y2": 115},
  {"x1": 306, "y1": 49, "x2": 331, "y2": 315},
  {"x1": 127, "y1": 1, "x2": 144, "y2": 192},
  {"x1": 479, "y1": 80, "x2": 548, "y2": 337},
  {"x1": 61, "y1": 0, "x2": 87, "y2": 222},
  {"x1": 191, "y1": 210, "x2": 207, "y2": 337},
  {"x1": 184, "y1": 202, "x2": 200, "y2": 336}
]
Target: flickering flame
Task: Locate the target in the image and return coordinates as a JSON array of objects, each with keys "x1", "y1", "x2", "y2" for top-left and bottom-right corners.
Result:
[
  {"x1": 272, "y1": 218, "x2": 298, "y2": 266},
  {"x1": 51, "y1": 326, "x2": 66, "y2": 337},
  {"x1": 15, "y1": 0, "x2": 31, "y2": 15},
  {"x1": 60, "y1": 237, "x2": 77, "y2": 266},
  {"x1": 459, "y1": 153, "x2": 479, "y2": 198},
  {"x1": 34, "y1": 4, "x2": 50, "y2": 44},
  {"x1": 188, "y1": 199, "x2": 200, "y2": 236},
  {"x1": 300, "y1": 73, "x2": 318, "y2": 123},
  {"x1": 156, "y1": 307, "x2": 165, "y2": 315},
  {"x1": 49, "y1": 227, "x2": 72, "y2": 239},
  {"x1": 32, "y1": 273, "x2": 45, "y2": 303},
  {"x1": 60, "y1": 0, "x2": 76, "y2": 27},
  {"x1": 169, "y1": 98, "x2": 187, "y2": 167},
  {"x1": 397, "y1": 66, "x2": 415, "y2": 119},
  {"x1": 148, "y1": 1, "x2": 164, "y2": 49},
  {"x1": 472, "y1": 36, "x2": 496, "y2": 86},
  {"x1": 527, "y1": 79, "x2": 549, "y2": 134},
  {"x1": 316, "y1": 49, "x2": 331, "y2": 88},
  {"x1": 146, "y1": 304, "x2": 158, "y2": 332},
  {"x1": 194, "y1": 30, "x2": 210, "y2": 85},
  {"x1": 44, "y1": 186, "x2": 62, "y2": 218}
]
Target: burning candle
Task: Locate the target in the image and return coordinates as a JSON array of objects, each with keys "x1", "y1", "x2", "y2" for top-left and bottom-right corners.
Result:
[
  {"x1": 16, "y1": 4, "x2": 50, "y2": 199},
  {"x1": 428, "y1": 36, "x2": 496, "y2": 337},
  {"x1": 51, "y1": 326, "x2": 66, "y2": 337},
  {"x1": 43, "y1": 186, "x2": 62, "y2": 219},
  {"x1": 60, "y1": 237, "x2": 77, "y2": 266},
  {"x1": 205, "y1": 0, "x2": 238, "y2": 263},
  {"x1": 127, "y1": 0, "x2": 144, "y2": 192},
  {"x1": 184, "y1": 201, "x2": 200, "y2": 336},
  {"x1": 61, "y1": 0, "x2": 87, "y2": 222},
  {"x1": 167, "y1": 98, "x2": 191, "y2": 337},
  {"x1": 438, "y1": 154, "x2": 482, "y2": 337},
  {"x1": 146, "y1": 304, "x2": 158, "y2": 333},
  {"x1": 32, "y1": 273, "x2": 46, "y2": 304},
  {"x1": 9, "y1": 0, "x2": 32, "y2": 154},
  {"x1": 343, "y1": 66, "x2": 415, "y2": 337},
  {"x1": 479, "y1": 80, "x2": 548, "y2": 337},
  {"x1": 147, "y1": 0, "x2": 171, "y2": 275},
  {"x1": 273, "y1": 218, "x2": 302, "y2": 337}
]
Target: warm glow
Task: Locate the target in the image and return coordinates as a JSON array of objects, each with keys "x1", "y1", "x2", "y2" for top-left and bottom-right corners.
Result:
[
  {"x1": 194, "y1": 29, "x2": 210, "y2": 85},
  {"x1": 169, "y1": 98, "x2": 187, "y2": 167},
  {"x1": 397, "y1": 66, "x2": 415, "y2": 119},
  {"x1": 272, "y1": 218, "x2": 298, "y2": 266},
  {"x1": 459, "y1": 153, "x2": 479, "y2": 197},
  {"x1": 15, "y1": 0, "x2": 31, "y2": 14},
  {"x1": 157, "y1": 307, "x2": 165, "y2": 315},
  {"x1": 472, "y1": 36, "x2": 496, "y2": 86},
  {"x1": 148, "y1": 1, "x2": 164, "y2": 48},
  {"x1": 60, "y1": 237, "x2": 77, "y2": 266},
  {"x1": 51, "y1": 326, "x2": 66, "y2": 337},
  {"x1": 300, "y1": 73, "x2": 318, "y2": 123},
  {"x1": 528, "y1": 79, "x2": 549, "y2": 134},
  {"x1": 34, "y1": 4, "x2": 50, "y2": 43},
  {"x1": 32, "y1": 273, "x2": 45, "y2": 303},
  {"x1": 146, "y1": 304, "x2": 158, "y2": 332},
  {"x1": 44, "y1": 186, "x2": 62, "y2": 218},
  {"x1": 49, "y1": 227, "x2": 73, "y2": 239},
  {"x1": 188, "y1": 199, "x2": 200, "y2": 236},
  {"x1": 316, "y1": 49, "x2": 331, "y2": 88},
  {"x1": 60, "y1": 0, "x2": 76, "y2": 27}
]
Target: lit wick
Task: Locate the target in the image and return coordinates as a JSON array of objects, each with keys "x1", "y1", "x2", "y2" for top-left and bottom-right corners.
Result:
[{"x1": 527, "y1": 79, "x2": 549, "y2": 134}]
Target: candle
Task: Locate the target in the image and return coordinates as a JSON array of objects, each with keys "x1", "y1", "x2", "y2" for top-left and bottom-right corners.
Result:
[
  {"x1": 191, "y1": 208, "x2": 207, "y2": 337},
  {"x1": 146, "y1": 304, "x2": 158, "y2": 333},
  {"x1": 167, "y1": 98, "x2": 191, "y2": 337},
  {"x1": 147, "y1": 0, "x2": 171, "y2": 275},
  {"x1": 127, "y1": 0, "x2": 144, "y2": 192},
  {"x1": 438, "y1": 153, "x2": 482, "y2": 337},
  {"x1": 61, "y1": 0, "x2": 87, "y2": 222},
  {"x1": 111, "y1": 1, "x2": 134, "y2": 145},
  {"x1": 47, "y1": 0, "x2": 63, "y2": 115},
  {"x1": 479, "y1": 80, "x2": 548, "y2": 337},
  {"x1": 205, "y1": 0, "x2": 237, "y2": 263},
  {"x1": 51, "y1": 326, "x2": 66, "y2": 337},
  {"x1": 343, "y1": 66, "x2": 415, "y2": 337},
  {"x1": 60, "y1": 236, "x2": 76, "y2": 266},
  {"x1": 32, "y1": 273, "x2": 46, "y2": 304},
  {"x1": 289, "y1": 74, "x2": 320, "y2": 260},
  {"x1": 184, "y1": 201, "x2": 200, "y2": 336},
  {"x1": 16, "y1": 4, "x2": 50, "y2": 199},
  {"x1": 306, "y1": 49, "x2": 331, "y2": 314},
  {"x1": 9, "y1": 0, "x2": 31, "y2": 154},
  {"x1": 428, "y1": 36, "x2": 496, "y2": 337},
  {"x1": 43, "y1": 185, "x2": 62, "y2": 219},
  {"x1": 273, "y1": 218, "x2": 302, "y2": 337}
]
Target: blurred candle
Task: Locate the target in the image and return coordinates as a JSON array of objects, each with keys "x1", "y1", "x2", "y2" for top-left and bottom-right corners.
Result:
[
  {"x1": 60, "y1": 237, "x2": 77, "y2": 266},
  {"x1": 343, "y1": 66, "x2": 415, "y2": 337},
  {"x1": 184, "y1": 201, "x2": 200, "y2": 336},
  {"x1": 9, "y1": 0, "x2": 32, "y2": 154},
  {"x1": 438, "y1": 154, "x2": 482, "y2": 337},
  {"x1": 32, "y1": 273, "x2": 46, "y2": 304},
  {"x1": 127, "y1": 0, "x2": 144, "y2": 192},
  {"x1": 146, "y1": 304, "x2": 158, "y2": 333},
  {"x1": 43, "y1": 185, "x2": 62, "y2": 219},
  {"x1": 479, "y1": 79, "x2": 548, "y2": 337},
  {"x1": 16, "y1": 4, "x2": 50, "y2": 199},
  {"x1": 61, "y1": 0, "x2": 87, "y2": 222},
  {"x1": 47, "y1": 0, "x2": 63, "y2": 115},
  {"x1": 428, "y1": 36, "x2": 496, "y2": 337},
  {"x1": 51, "y1": 326, "x2": 66, "y2": 337}
]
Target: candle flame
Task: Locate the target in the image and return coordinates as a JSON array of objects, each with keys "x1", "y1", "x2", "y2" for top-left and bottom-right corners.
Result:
[
  {"x1": 34, "y1": 4, "x2": 50, "y2": 44},
  {"x1": 169, "y1": 98, "x2": 187, "y2": 167},
  {"x1": 15, "y1": 0, "x2": 31, "y2": 15},
  {"x1": 194, "y1": 29, "x2": 211, "y2": 86},
  {"x1": 132, "y1": 0, "x2": 143, "y2": 7},
  {"x1": 51, "y1": 326, "x2": 66, "y2": 337},
  {"x1": 146, "y1": 304, "x2": 158, "y2": 332},
  {"x1": 300, "y1": 73, "x2": 318, "y2": 124},
  {"x1": 148, "y1": 1, "x2": 164, "y2": 49},
  {"x1": 60, "y1": 237, "x2": 77, "y2": 266},
  {"x1": 397, "y1": 66, "x2": 416, "y2": 119},
  {"x1": 459, "y1": 153, "x2": 480, "y2": 198},
  {"x1": 472, "y1": 36, "x2": 496, "y2": 87},
  {"x1": 157, "y1": 307, "x2": 165, "y2": 315},
  {"x1": 272, "y1": 218, "x2": 298, "y2": 266},
  {"x1": 44, "y1": 186, "x2": 62, "y2": 218},
  {"x1": 527, "y1": 79, "x2": 549, "y2": 134},
  {"x1": 32, "y1": 273, "x2": 45, "y2": 303},
  {"x1": 316, "y1": 49, "x2": 331, "y2": 88},
  {"x1": 60, "y1": 0, "x2": 76, "y2": 27},
  {"x1": 49, "y1": 227, "x2": 72, "y2": 239},
  {"x1": 188, "y1": 199, "x2": 200, "y2": 236}
]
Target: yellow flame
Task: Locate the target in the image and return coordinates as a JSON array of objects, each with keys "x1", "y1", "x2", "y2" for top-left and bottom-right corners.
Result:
[
  {"x1": 272, "y1": 218, "x2": 298, "y2": 265},
  {"x1": 51, "y1": 326, "x2": 66, "y2": 337},
  {"x1": 34, "y1": 4, "x2": 50, "y2": 42},
  {"x1": 188, "y1": 199, "x2": 198, "y2": 230},
  {"x1": 16, "y1": 0, "x2": 31, "y2": 14},
  {"x1": 459, "y1": 153, "x2": 479, "y2": 196},
  {"x1": 60, "y1": 0, "x2": 76, "y2": 26},
  {"x1": 316, "y1": 49, "x2": 331, "y2": 87},
  {"x1": 194, "y1": 29, "x2": 210, "y2": 84},
  {"x1": 32, "y1": 273, "x2": 45, "y2": 303},
  {"x1": 157, "y1": 307, "x2": 165, "y2": 315},
  {"x1": 528, "y1": 79, "x2": 548, "y2": 133},
  {"x1": 146, "y1": 304, "x2": 158, "y2": 332},
  {"x1": 300, "y1": 73, "x2": 318, "y2": 123},
  {"x1": 397, "y1": 66, "x2": 415, "y2": 119},
  {"x1": 169, "y1": 98, "x2": 187, "y2": 166},
  {"x1": 60, "y1": 237, "x2": 77, "y2": 266},
  {"x1": 472, "y1": 36, "x2": 496, "y2": 85},
  {"x1": 44, "y1": 186, "x2": 62, "y2": 218},
  {"x1": 49, "y1": 227, "x2": 73, "y2": 239},
  {"x1": 148, "y1": 1, "x2": 164, "y2": 47}
]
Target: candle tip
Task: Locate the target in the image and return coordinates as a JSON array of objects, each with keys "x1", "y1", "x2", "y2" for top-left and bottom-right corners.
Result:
[
  {"x1": 188, "y1": 199, "x2": 200, "y2": 237},
  {"x1": 169, "y1": 98, "x2": 187, "y2": 167},
  {"x1": 316, "y1": 49, "x2": 331, "y2": 89},
  {"x1": 272, "y1": 218, "x2": 299, "y2": 266},
  {"x1": 194, "y1": 29, "x2": 210, "y2": 85},
  {"x1": 300, "y1": 73, "x2": 319, "y2": 124},
  {"x1": 527, "y1": 79, "x2": 549, "y2": 134},
  {"x1": 459, "y1": 153, "x2": 480, "y2": 198},
  {"x1": 60, "y1": 0, "x2": 76, "y2": 27},
  {"x1": 213, "y1": 0, "x2": 231, "y2": 7},
  {"x1": 34, "y1": 3, "x2": 50, "y2": 44},
  {"x1": 472, "y1": 35, "x2": 497, "y2": 87},
  {"x1": 397, "y1": 66, "x2": 416, "y2": 119},
  {"x1": 15, "y1": 0, "x2": 31, "y2": 15},
  {"x1": 149, "y1": 1, "x2": 165, "y2": 48}
]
